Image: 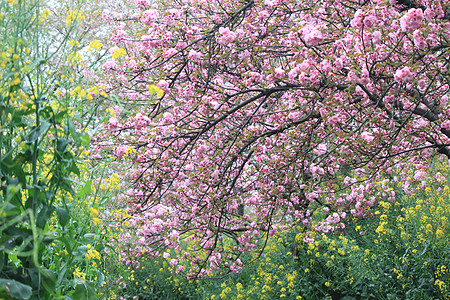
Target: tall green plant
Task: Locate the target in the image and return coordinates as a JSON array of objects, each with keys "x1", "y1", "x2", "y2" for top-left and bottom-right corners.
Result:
[{"x1": 0, "y1": 0, "x2": 104, "y2": 298}]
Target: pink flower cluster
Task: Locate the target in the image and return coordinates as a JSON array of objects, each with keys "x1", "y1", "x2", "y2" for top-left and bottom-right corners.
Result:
[
  {"x1": 135, "y1": 0, "x2": 150, "y2": 8},
  {"x1": 134, "y1": 113, "x2": 151, "y2": 130},
  {"x1": 361, "y1": 131, "x2": 375, "y2": 143},
  {"x1": 441, "y1": 120, "x2": 450, "y2": 131},
  {"x1": 141, "y1": 9, "x2": 159, "y2": 25},
  {"x1": 412, "y1": 30, "x2": 425, "y2": 49},
  {"x1": 351, "y1": 9, "x2": 377, "y2": 29},
  {"x1": 302, "y1": 26, "x2": 323, "y2": 46},
  {"x1": 188, "y1": 49, "x2": 203, "y2": 61},
  {"x1": 216, "y1": 27, "x2": 237, "y2": 46},
  {"x1": 394, "y1": 66, "x2": 414, "y2": 83},
  {"x1": 400, "y1": 8, "x2": 423, "y2": 33},
  {"x1": 102, "y1": 60, "x2": 117, "y2": 71}
]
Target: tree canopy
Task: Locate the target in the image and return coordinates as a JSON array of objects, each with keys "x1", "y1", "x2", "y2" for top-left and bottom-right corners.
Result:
[{"x1": 97, "y1": 0, "x2": 450, "y2": 278}]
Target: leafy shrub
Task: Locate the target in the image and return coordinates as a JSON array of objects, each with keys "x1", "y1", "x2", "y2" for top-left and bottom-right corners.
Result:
[{"x1": 0, "y1": 0, "x2": 109, "y2": 298}]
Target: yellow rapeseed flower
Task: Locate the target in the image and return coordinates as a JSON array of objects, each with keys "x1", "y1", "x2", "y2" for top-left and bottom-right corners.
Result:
[
  {"x1": 147, "y1": 84, "x2": 164, "y2": 98},
  {"x1": 112, "y1": 48, "x2": 127, "y2": 59},
  {"x1": 88, "y1": 40, "x2": 103, "y2": 51}
]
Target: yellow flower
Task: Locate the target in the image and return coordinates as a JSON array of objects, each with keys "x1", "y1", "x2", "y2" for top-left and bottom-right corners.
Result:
[
  {"x1": 73, "y1": 267, "x2": 86, "y2": 280},
  {"x1": 112, "y1": 48, "x2": 127, "y2": 59},
  {"x1": 125, "y1": 146, "x2": 136, "y2": 155},
  {"x1": 147, "y1": 84, "x2": 164, "y2": 98},
  {"x1": 325, "y1": 282, "x2": 331, "y2": 287},
  {"x1": 66, "y1": 10, "x2": 85, "y2": 26},
  {"x1": 88, "y1": 40, "x2": 103, "y2": 51},
  {"x1": 90, "y1": 207, "x2": 99, "y2": 217}
]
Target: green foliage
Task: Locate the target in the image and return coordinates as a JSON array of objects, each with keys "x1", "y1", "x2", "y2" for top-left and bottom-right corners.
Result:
[{"x1": 0, "y1": 0, "x2": 108, "y2": 298}]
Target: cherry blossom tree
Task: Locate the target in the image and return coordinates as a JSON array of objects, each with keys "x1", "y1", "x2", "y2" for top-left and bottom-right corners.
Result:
[{"x1": 96, "y1": 0, "x2": 450, "y2": 278}]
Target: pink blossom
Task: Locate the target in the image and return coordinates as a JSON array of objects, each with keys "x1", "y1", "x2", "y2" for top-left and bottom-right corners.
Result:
[
  {"x1": 334, "y1": 58, "x2": 343, "y2": 71},
  {"x1": 264, "y1": 0, "x2": 275, "y2": 8},
  {"x1": 400, "y1": 8, "x2": 423, "y2": 33},
  {"x1": 114, "y1": 105, "x2": 122, "y2": 116},
  {"x1": 102, "y1": 9, "x2": 110, "y2": 22},
  {"x1": 268, "y1": 225, "x2": 277, "y2": 236},
  {"x1": 303, "y1": 26, "x2": 323, "y2": 46},
  {"x1": 188, "y1": 49, "x2": 203, "y2": 61},
  {"x1": 134, "y1": 113, "x2": 150, "y2": 130},
  {"x1": 95, "y1": 0, "x2": 450, "y2": 277},
  {"x1": 363, "y1": 14, "x2": 377, "y2": 28},
  {"x1": 303, "y1": 233, "x2": 314, "y2": 243},
  {"x1": 441, "y1": 120, "x2": 450, "y2": 131},
  {"x1": 274, "y1": 67, "x2": 285, "y2": 78},
  {"x1": 313, "y1": 143, "x2": 327, "y2": 155},
  {"x1": 413, "y1": 170, "x2": 426, "y2": 181},
  {"x1": 141, "y1": 9, "x2": 159, "y2": 25},
  {"x1": 418, "y1": 79, "x2": 426, "y2": 92},
  {"x1": 102, "y1": 60, "x2": 117, "y2": 71},
  {"x1": 424, "y1": 8, "x2": 435, "y2": 21},
  {"x1": 351, "y1": 9, "x2": 364, "y2": 29},
  {"x1": 372, "y1": 31, "x2": 382, "y2": 43},
  {"x1": 288, "y1": 111, "x2": 300, "y2": 121},
  {"x1": 111, "y1": 30, "x2": 127, "y2": 43},
  {"x1": 115, "y1": 145, "x2": 127, "y2": 158},
  {"x1": 107, "y1": 117, "x2": 119, "y2": 131},
  {"x1": 135, "y1": 0, "x2": 150, "y2": 8},
  {"x1": 216, "y1": 27, "x2": 237, "y2": 45},
  {"x1": 361, "y1": 131, "x2": 374, "y2": 143},
  {"x1": 157, "y1": 80, "x2": 169, "y2": 93},
  {"x1": 413, "y1": 30, "x2": 426, "y2": 49},
  {"x1": 162, "y1": 112, "x2": 174, "y2": 124},
  {"x1": 394, "y1": 66, "x2": 414, "y2": 83}
]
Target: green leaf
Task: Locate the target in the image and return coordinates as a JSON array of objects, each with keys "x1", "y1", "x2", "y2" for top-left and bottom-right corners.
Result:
[
  {"x1": 12, "y1": 156, "x2": 27, "y2": 185},
  {"x1": 53, "y1": 110, "x2": 67, "y2": 123},
  {"x1": 0, "y1": 252, "x2": 4, "y2": 272},
  {"x1": 0, "y1": 279, "x2": 32, "y2": 300},
  {"x1": 28, "y1": 57, "x2": 46, "y2": 70},
  {"x1": 67, "y1": 121, "x2": 80, "y2": 144},
  {"x1": 96, "y1": 271, "x2": 105, "y2": 289},
  {"x1": 72, "y1": 282, "x2": 97, "y2": 300},
  {"x1": 80, "y1": 132, "x2": 90, "y2": 147},
  {"x1": 58, "y1": 236, "x2": 71, "y2": 256},
  {"x1": 2, "y1": 202, "x2": 21, "y2": 218},
  {"x1": 57, "y1": 138, "x2": 70, "y2": 153},
  {"x1": 40, "y1": 268, "x2": 57, "y2": 292},
  {"x1": 77, "y1": 181, "x2": 92, "y2": 199},
  {"x1": 73, "y1": 245, "x2": 88, "y2": 257},
  {"x1": 36, "y1": 205, "x2": 55, "y2": 229},
  {"x1": 27, "y1": 121, "x2": 50, "y2": 144},
  {"x1": 56, "y1": 205, "x2": 70, "y2": 228},
  {"x1": 60, "y1": 178, "x2": 75, "y2": 196},
  {"x1": 83, "y1": 233, "x2": 97, "y2": 240},
  {"x1": 56, "y1": 265, "x2": 67, "y2": 285},
  {"x1": 70, "y1": 162, "x2": 80, "y2": 176}
]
